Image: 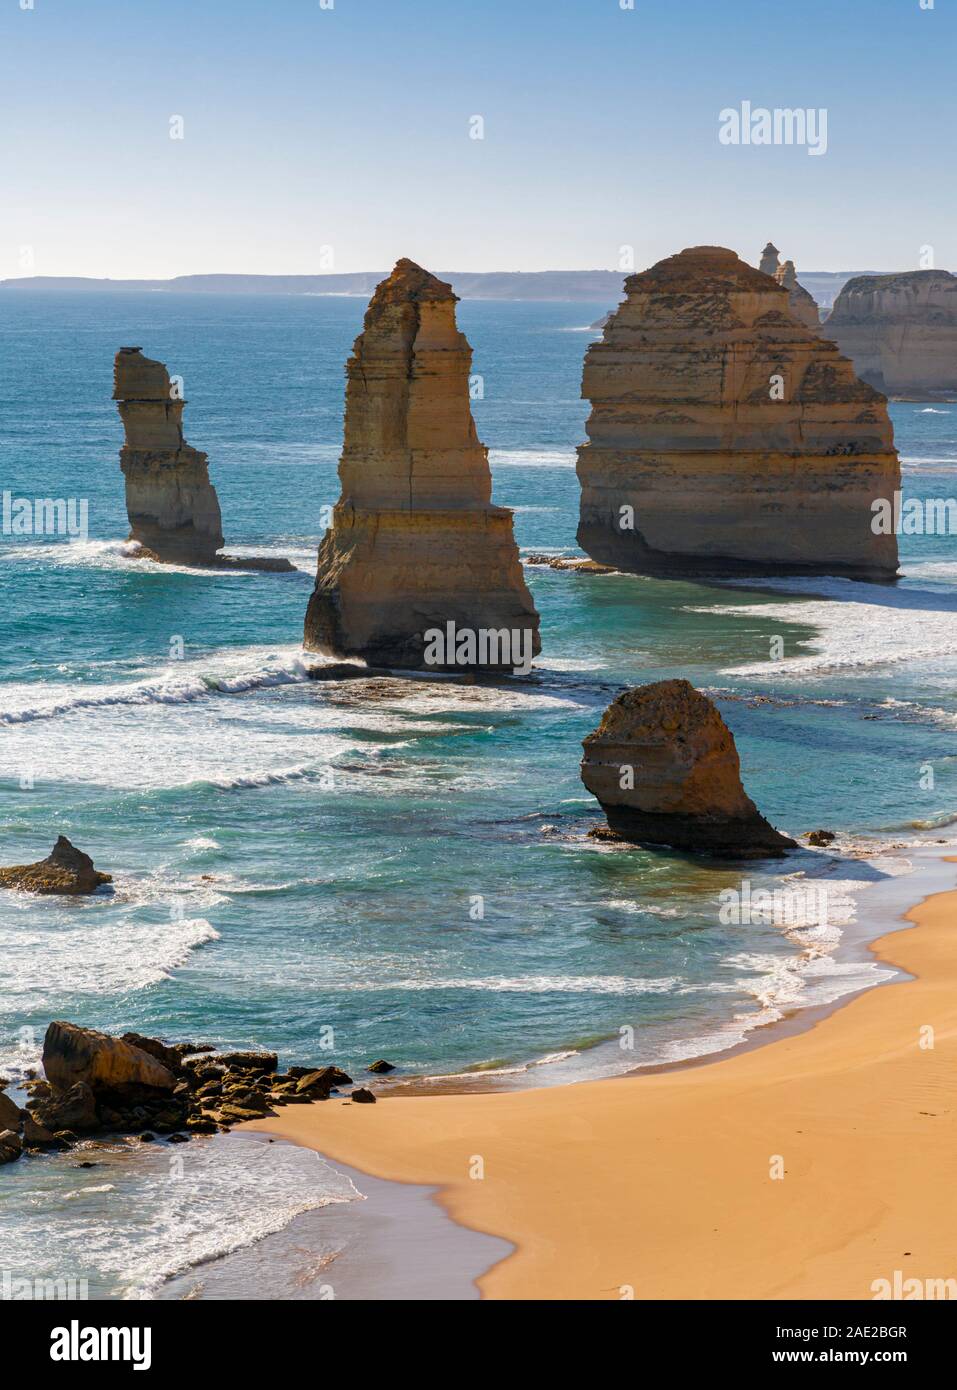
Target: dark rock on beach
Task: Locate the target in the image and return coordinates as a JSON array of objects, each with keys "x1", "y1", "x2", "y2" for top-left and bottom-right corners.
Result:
[
  {"x1": 350, "y1": 1088, "x2": 377, "y2": 1104},
  {"x1": 807, "y1": 829, "x2": 837, "y2": 846}
]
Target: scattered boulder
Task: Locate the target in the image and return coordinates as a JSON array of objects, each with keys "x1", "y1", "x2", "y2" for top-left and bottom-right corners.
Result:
[
  {"x1": 0, "y1": 837, "x2": 112, "y2": 895},
  {"x1": 367, "y1": 1059, "x2": 395, "y2": 1074},
  {"x1": 0, "y1": 1130, "x2": 22, "y2": 1164},
  {"x1": 350, "y1": 1088, "x2": 376, "y2": 1104},
  {"x1": 43, "y1": 1021, "x2": 177, "y2": 1094},
  {"x1": 21, "y1": 1112, "x2": 58, "y2": 1147},
  {"x1": 0, "y1": 1090, "x2": 23, "y2": 1133},
  {"x1": 807, "y1": 829, "x2": 837, "y2": 846},
  {"x1": 581, "y1": 679, "x2": 797, "y2": 858},
  {"x1": 215, "y1": 1051, "x2": 278, "y2": 1075}
]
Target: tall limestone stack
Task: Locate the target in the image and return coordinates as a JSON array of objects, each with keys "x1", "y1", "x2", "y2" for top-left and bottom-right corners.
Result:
[
  {"x1": 826, "y1": 270, "x2": 957, "y2": 397},
  {"x1": 304, "y1": 259, "x2": 540, "y2": 669},
  {"x1": 114, "y1": 348, "x2": 224, "y2": 564},
  {"x1": 581, "y1": 679, "x2": 796, "y2": 857},
  {"x1": 576, "y1": 246, "x2": 900, "y2": 581}
]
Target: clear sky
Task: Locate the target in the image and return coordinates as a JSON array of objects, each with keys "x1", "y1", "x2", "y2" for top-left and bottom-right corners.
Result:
[{"x1": 1, "y1": 0, "x2": 953, "y2": 279}]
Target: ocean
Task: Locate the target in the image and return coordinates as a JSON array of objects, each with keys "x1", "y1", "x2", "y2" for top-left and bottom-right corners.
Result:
[{"x1": 1, "y1": 291, "x2": 955, "y2": 1297}]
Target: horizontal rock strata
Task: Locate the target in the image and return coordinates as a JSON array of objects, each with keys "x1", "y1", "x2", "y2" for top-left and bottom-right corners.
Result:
[
  {"x1": 576, "y1": 246, "x2": 901, "y2": 581},
  {"x1": 304, "y1": 259, "x2": 540, "y2": 670},
  {"x1": 826, "y1": 270, "x2": 957, "y2": 397},
  {"x1": 581, "y1": 679, "x2": 796, "y2": 858}
]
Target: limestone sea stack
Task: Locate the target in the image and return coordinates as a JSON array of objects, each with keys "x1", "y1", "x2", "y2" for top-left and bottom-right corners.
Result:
[
  {"x1": 758, "y1": 242, "x2": 820, "y2": 329},
  {"x1": 826, "y1": 271, "x2": 957, "y2": 397},
  {"x1": 576, "y1": 246, "x2": 900, "y2": 581},
  {"x1": 114, "y1": 349, "x2": 293, "y2": 570},
  {"x1": 114, "y1": 347, "x2": 224, "y2": 565},
  {"x1": 304, "y1": 259, "x2": 540, "y2": 669},
  {"x1": 0, "y1": 837, "x2": 112, "y2": 894},
  {"x1": 581, "y1": 680, "x2": 796, "y2": 858}
]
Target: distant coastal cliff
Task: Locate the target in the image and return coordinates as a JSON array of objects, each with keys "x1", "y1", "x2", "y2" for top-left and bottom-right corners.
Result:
[{"x1": 0, "y1": 268, "x2": 875, "y2": 303}]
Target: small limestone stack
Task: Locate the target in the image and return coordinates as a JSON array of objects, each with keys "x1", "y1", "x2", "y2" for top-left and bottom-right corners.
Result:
[
  {"x1": 114, "y1": 347, "x2": 224, "y2": 564},
  {"x1": 759, "y1": 242, "x2": 780, "y2": 277},
  {"x1": 581, "y1": 680, "x2": 796, "y2": 857},
  {"x1": 826, "y1": 270, "x2": 957, "y2": 397},
  {"x1": 576, "y1": 246, "x2": 900, "y2": 580},
  {"x1": 774, "y1": 260, "x2": 821, "y2": 331},
  {"x1": 304, "y1": 259, "x2": 540, "y2": 669},
  {"x1": 0, "y1": 837, "x2": 112, "y2": 895},
  {"x1": 759, "y1": 243, "x2": 820, "y2": 329}
]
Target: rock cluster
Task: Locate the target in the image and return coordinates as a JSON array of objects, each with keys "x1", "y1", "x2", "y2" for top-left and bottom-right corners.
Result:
[
  {"x1": 114, "y1": 348, "x2": 293, "y2": 570},
  {"x1": 580, "y1": 679, "x2": 796, "y2": 857},
  {"x1": 576, "y1": 246, "x2": 901, "y2": 581},
  {"x1": 826, "y1": 270, "x2": 957, "y2": 397},
  {"x1": 0, "y1": 1021, "x2": 384, "y2": 1165},
  {"x1": 303, "y1": 259, "x2": 540, "y2": 669},
  {"x1": 0, "y1": 837, "x2": 111, "y2": 895}
]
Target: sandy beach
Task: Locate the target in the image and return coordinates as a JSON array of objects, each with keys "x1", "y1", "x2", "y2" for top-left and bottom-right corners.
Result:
[{"x1": 248, "y1": 868, "x2": 957, "y2": 1300}]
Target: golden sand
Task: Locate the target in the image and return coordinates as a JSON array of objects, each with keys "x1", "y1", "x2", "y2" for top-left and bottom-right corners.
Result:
[{"x1": 247, "y1": 879, "x2": 957, "y2": 1300}]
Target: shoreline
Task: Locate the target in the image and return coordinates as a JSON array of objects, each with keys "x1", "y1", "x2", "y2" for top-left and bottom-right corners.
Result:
[{"x1": 246, "y1": 853, "x2": 957, "y2": 1299}]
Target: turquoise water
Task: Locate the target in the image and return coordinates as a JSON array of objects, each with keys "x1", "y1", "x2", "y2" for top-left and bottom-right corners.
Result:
[{"x1": 1, "y1": 292, "x2": 955, "y2": 1295}]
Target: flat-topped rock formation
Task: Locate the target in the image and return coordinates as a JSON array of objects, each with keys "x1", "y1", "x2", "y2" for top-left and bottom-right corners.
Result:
[
  {"x1": 576, "y1": 246, "x2": 900, "y2": 581},
  {"x1": 114, "y1": 348, "x2": 293, "y2": 571},
  {"x1": 581, "y1": 680, "x2": 796, "y2": 857},
  {"x1": 304, "y1": 259, "x2": 540, "y2": 669},
  {"x1": 826, "y1": 270, "x2": 957, "y2": 397},
  {"x1": 0, "y1": 837, "x2": 112, "y2": 895}
]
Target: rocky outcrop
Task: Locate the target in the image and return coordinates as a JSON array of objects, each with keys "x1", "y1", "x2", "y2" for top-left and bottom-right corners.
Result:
[
  {"x1": 304, "y1": 259, "x2": 540, "y2": 670},
  {"x1": 43, "y1": 1021, "x2": 178, "y2": 1093},
  {"x1": 525, "y1": 553, "x2": 616, "y2": 574},
  {"x1": 2, "y1": 1019, "x2": 372, "y2": 1164},
  {"x1": 576, "y1": 246, "x2": 900, "y2": 581},
  {"x1": 581, "y1": 679, "x2": 796, "y2": 857},
  {"x1": 0, "y1": 837, "x2": 112, "y2": 894},
  {"x1": 114, "y1": 348, "x2": 293, "y2": 570},
  {"x1": 826, "y1": 271, "x2": 957, "y2": 397}
]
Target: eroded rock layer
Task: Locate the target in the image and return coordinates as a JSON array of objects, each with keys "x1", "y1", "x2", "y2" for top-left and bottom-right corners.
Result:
[
  {"x1": 114, "y1": 347, "x2": 224, "y2": 564},
  {"x1": 577, "y1": 246, "x2": 900, "y2": 580},
  {"x1": 826, "y1": 270, "x2": 957, "y2": 397},
  {"x1": 304, "y1": 260, "x2": 540, "y2": 668},
  {"x1": 581, "y1": 679, "x2": 796, "y2": 858}
]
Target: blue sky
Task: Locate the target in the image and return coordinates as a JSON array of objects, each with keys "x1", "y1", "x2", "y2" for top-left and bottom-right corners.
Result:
[{"x1": 1, "y1": 0, "x2": 952, "y2": 278}]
